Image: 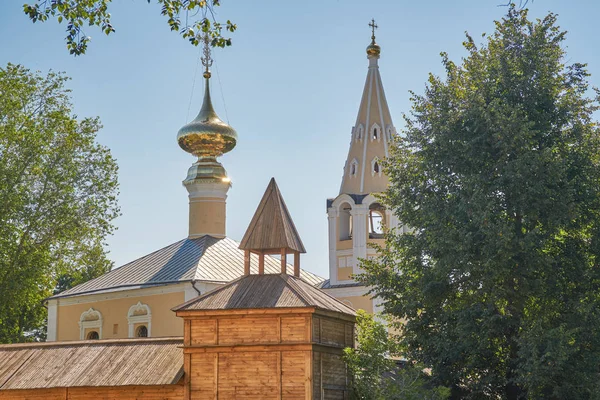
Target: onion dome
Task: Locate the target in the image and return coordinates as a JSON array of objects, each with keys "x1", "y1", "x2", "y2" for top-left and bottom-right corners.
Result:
[{"x1": 177, "y1": 74, "x2": 237, "y2": 159}]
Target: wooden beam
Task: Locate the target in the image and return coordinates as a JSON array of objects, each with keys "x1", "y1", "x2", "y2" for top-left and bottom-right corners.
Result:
[
  {"x1": 280, "y1": 248, "x2": 286, "y2": 274},
  {"x1": 258, "y1": 252, "x2": 265, "y2": 275},
  {"x1": 294, "y1": 252, "x2": 300, "y2": 277},
  {"x1": 244, "y1": 250, "x2": 250, "y2": 275},
  {"x1": 184, "y1": 353, "x2": 191, "y2": 400}
]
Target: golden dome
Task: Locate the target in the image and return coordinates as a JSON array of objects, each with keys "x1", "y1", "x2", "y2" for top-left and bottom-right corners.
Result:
[
  {"x1": 366, "y1": 41, "x2": 381, "y2": 57},
  {"x1": 177, "y1": 77, "x2": 237, "y2": 158}
]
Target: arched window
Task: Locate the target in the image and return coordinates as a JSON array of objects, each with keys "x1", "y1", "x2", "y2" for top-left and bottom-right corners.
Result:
[
  {"x1": 349, "y1": 159, "x2": 359, "y2": 178},
  {"x1": 371, "y1": 157, "x2": 382, "y2": 177},
  {"x1": 135, "y1": 325, "x2": 148, "y2": 338},
  {"x1": 79, "y1": 308, "x2": 102, "y2": 340},
  {"x1": 386, "y1": 125, "x2": 395, "y2": 142},
  {"x1": 86, "y1": 331, "x2": 100, "y2": 340},
  {"x1": 338, "y1": 202, "x2": 353, "y2": 241},
  {"x1": 370, "y1": 123, "x2": 381, "y2": 142},
  {"x1": 128, "y1": 302, "x2": 151, "y2": 338},
  {"x1": 355, "y1": 124, "x2": 364, "y2": 142},
  {"x1": 368, "y1": 203, "x2": 385, "y2": 239}
]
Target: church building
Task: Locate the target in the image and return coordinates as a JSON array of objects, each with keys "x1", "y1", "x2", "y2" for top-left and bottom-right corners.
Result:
[{"x1": 39, "y1": 23, "x2": 398, "y2": 342}]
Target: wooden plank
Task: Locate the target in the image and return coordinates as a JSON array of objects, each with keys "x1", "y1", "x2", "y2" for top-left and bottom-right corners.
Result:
[
  {"x1": 280, "y1": 249, "x2": 287, "y2": 274},
  {"x1": 184, "y1": 343, "x2": 314, "y2": 354},
  {"x1": 184, "y1": 320, "x2": 191, "y2": 347},
  {"x1": 184, "y1": 353, "x2": 191, "y2": 400},
  {"x1": 280, "y1": 316, "x2": 306, "y2": 343},
  {"x1": 214, "y1": 353, "x2": 218, "y2": 400},
  {"x1": 305, "y1": 351, "x2": 312, "y2": 400},
  {"x1": 294, "y1": 252, "x2": 300, "y2": 277},
  {"x1": 244, "y1": 250, "x2": 250, "y2": 275},
  {"x1": 258, "y1": 252, "x2": 265, "y2": 275},
  {"x1": 277, "y1": 351, "x2": 282, "y2": 399},
  {"x1": 217, "y1": 317, "x2": 279, "y2": 345},
  {"x1": 177, "y1": 307, "x2": 315, "y2": 318},
  {"x1": 0, "y1": 388, "x2": 66, "y2": 400}
]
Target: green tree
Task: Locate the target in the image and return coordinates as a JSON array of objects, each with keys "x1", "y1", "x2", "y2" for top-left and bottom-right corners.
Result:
[
  {"x1": 0, "y1": 64, "x2": 120, "y2": 343},
  {"x1": 23, "y1": 0, "x2": 236, "y2": 55},
  {"x1": 359, "y1": 7, "x2": 600, "y2": 399},
  {"x1": 343, "y1": 310, "x2": 449, "y2": 400}
]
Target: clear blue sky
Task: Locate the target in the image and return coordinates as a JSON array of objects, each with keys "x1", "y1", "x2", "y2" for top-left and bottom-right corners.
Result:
[{"x1": 1, "y1": 0, "x2": 599, "y2": 278}]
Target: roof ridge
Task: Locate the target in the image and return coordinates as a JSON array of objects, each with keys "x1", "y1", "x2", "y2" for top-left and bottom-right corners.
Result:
[
  {"x1": 239, "y1": 181, "x2": 276, "y2": 249},
  {"x1": 278, "y1": 274, "x2": 311, "y2": 307},
  {"x1": 274, "y1": 184, "x2": 304, "y2": 252}
]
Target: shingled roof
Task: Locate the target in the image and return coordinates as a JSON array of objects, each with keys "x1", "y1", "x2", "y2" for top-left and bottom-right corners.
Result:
[
  {"x1": 173, "y1": 273, "x2": 356, "y2": 315},
  {"x1": 239, "y1": 178, "x2": 306, "y2": 253},
  {"x1": 50, "y1": 236, "x2": 323, "y2": 299},
  {"x1": 0, "y1": 338, "x2": 183, "y2": 390}
]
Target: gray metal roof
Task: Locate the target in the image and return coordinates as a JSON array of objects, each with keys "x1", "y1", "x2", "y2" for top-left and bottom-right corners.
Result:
[
  {"x1": 0, "y1": 337, "x2": 183, "y2": 389},
  {"x1": 174, "y1": 273, "x2": 356, "y2": 316},
  {"x1": 52, "y1": 236, "x2": 324, "y2": 299}
]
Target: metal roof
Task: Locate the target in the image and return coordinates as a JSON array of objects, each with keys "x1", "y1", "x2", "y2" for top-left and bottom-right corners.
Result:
[
  {"x1": 0, "y1": 337, "x2": 183, "y2": 390},
  {"x1": 174, "y1": 273, "x2": 356, "y2": 316},
  {"x1": 51, "y1": 236, "x2": 324, "y2": 299}
]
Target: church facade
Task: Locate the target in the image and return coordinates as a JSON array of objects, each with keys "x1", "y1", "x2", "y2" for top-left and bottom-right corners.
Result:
[{"x1": 45, "y1": 25, "x2": 397, "y2": 343}]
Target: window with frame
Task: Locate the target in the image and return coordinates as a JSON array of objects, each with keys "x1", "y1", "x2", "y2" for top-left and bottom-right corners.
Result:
[{"x1": 128, "y1": 302, "x2": 151, "y2": 338}]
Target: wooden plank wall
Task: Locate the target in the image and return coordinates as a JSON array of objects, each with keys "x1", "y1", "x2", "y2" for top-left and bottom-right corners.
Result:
[
  {"x1": 312, "y1": 316, "x2": 354, "y2": 348},
  {"x1": 190, "y1": 315, "x2": 310, "y2": 345},
  {"x1": 189, "y1": 351, "x2": 310, "y2": 400},
  {"x1": 312, "y1": 352, "x2": 348, "y2": 400},
  {"x1": 0, "y1": 384, "x2": 183, "y2": 400},
  {"x1": 186, "y1": 314, "x2": 313, "y2": 399}
]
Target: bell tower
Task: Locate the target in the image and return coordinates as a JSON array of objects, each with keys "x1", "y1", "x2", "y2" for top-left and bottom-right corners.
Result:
[
  {"x1": 323, "y1": 21, "x2": 402, "y2": 309},
  {"x1": 177, "y1": 35, "x2": 237, "y2": 239}
]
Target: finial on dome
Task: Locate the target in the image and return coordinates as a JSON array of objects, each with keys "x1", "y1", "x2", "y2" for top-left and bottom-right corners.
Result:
[
  {"x1": 366, "y1": 18, "x2": 381, "y2": 58},
  {"x1": 177, "y1": 33, "x2": 237, "y2": 162}
]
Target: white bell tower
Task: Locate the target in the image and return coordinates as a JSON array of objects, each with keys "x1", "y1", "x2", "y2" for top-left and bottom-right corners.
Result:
[{"x1": 323, "y1": 21, "x2": 403, "y2": 311}]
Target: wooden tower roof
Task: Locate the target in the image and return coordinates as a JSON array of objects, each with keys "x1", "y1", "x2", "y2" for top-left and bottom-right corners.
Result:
[
  {"x1": 173, "y1": 273, "x2": 355, "y2": 316},
  {"x1": 239, "y1": 178, "x2": 306, "y2": 254}
]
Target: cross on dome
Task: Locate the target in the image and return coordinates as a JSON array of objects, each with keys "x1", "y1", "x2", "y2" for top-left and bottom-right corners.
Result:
[{"x1": 369, "y1": 18, "x2": 378, "y2": 40}]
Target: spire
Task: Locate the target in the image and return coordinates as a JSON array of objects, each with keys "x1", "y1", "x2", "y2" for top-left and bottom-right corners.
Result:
[
  {"x1": 338, "y1": 20, "x2": 395, "y2": 195},
  {"x1": 239, "y1": 178, "x2": 305, "y2": 277}
]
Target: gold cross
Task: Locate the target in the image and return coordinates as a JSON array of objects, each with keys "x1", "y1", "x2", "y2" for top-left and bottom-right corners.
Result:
[{"x1": 369, "y1": 18, "x2": 378, "y2": 39}]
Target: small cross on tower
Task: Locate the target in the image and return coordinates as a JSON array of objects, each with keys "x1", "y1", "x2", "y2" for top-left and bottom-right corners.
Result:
[{"x1": 369, "y1": 18, "x2": 378, "y2": 40}]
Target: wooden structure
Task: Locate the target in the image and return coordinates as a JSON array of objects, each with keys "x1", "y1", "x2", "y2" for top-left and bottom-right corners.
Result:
[
  {"x1": 174, "y1": 178, "x2": 356, "y2": 399},
  {"x1": 0, "y1": 338, "x2": 184, "y2": 400},
  {"x1": 174, "y1": 274, "x2": 356, "y2": 400},
  {"x1": 240, "y1": 178, "x2": 306, "y2": 277}
]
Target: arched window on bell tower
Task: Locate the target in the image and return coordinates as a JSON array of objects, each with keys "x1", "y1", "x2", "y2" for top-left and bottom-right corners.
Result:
[
  {"x1": 368, "y1": 203, "x2": 385, "y2": 239},
  {"x1": 338, "y1": 202, "x2": 353, "y2": 241}
]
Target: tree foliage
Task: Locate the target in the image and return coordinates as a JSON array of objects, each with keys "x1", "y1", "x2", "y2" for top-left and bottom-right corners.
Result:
[
  {"x1": 343, "y1": 310, "x2": 450, "y2": 400},
  {"x1": 359, "y1": 7, "x2": 600, "y2": 399},
  {"x1": 23, "y1": 0, "x2": 236, "y2": 55},
  {"x1": 0, "y1": 64, "x2": 120, "y2": 342}
]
